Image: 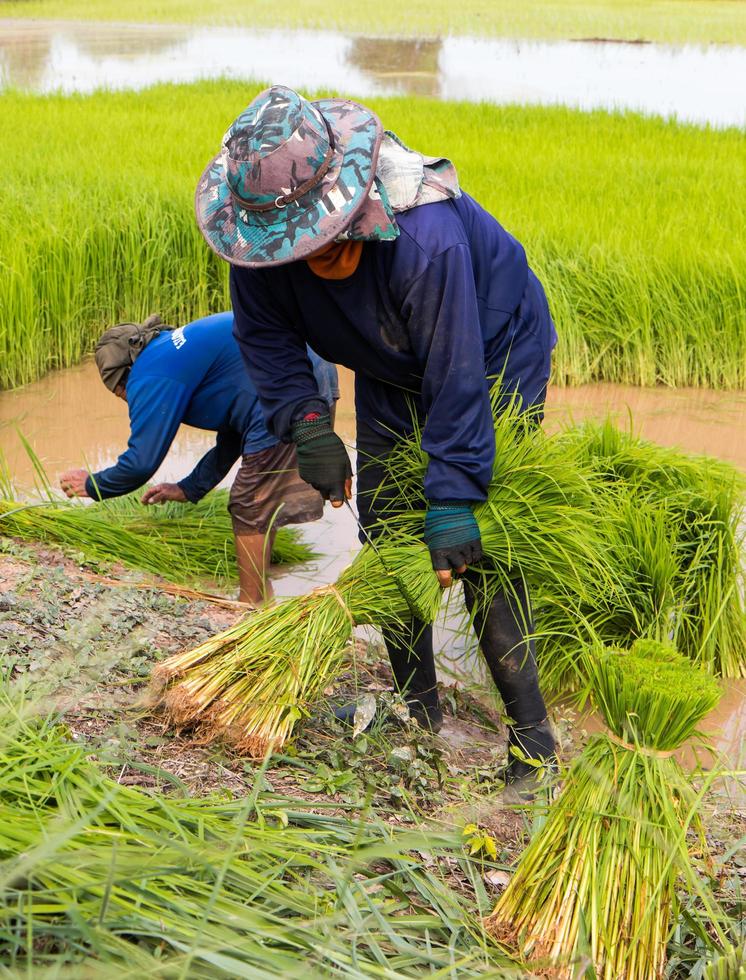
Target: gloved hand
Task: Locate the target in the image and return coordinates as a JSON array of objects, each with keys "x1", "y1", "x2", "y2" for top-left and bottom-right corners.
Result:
[
  {"x1": 423, "y1": 501, "x2": 482, "y2": 587},
  {"x1": 291, "y1": 413, "x2": 352, "y2": 505}
]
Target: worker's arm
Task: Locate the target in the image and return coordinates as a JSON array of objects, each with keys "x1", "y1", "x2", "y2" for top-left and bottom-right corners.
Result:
[
  {"x1": 231, "y1": 268, "x2": 350, "y2": 503},
  {"x1": 230, "y1": 267, "x2": 327, "y2": 438},
  {"x1": 170, "y1": 429, "x2": 243, "y2": 504},
  {"x1": 84, "y1": 376, "x2": 191, "y2": 500},
  {"x1": 402, "y1": 245, "x2": 494, "y2": 583}
]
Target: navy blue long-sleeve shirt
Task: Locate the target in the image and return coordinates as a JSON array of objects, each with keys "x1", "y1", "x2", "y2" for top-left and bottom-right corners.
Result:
[
  {"x1": 86, "y1": 312, "x2": 337, "y2": 501},
  {"x1": 230, "y1": 192, "x2": 557, "y2": 502}
]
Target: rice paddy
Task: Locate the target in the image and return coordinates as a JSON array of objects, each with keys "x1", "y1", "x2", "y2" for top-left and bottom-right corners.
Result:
[
  {"x1": 1, "y1": 0, "x2": 744, "y2": 44},
  {"x1": 1, "y1": 84, "x2": 744, "y2": 390},
  {"x1": 1, "y1": 7, "x2": 745, "y2": 976}
]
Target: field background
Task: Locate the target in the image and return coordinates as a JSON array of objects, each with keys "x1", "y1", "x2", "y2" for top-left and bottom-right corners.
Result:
[
  {"x1": 2, "y1": 83, "x2": 744, "y2": 391},
  {"x1": 1, "y1": 0, "x2": 745, "y2": 44}
]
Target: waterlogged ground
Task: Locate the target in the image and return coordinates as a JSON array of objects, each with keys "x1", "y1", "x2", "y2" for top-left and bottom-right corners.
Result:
[{"x1": 1, "y1": 20, "x2": 744, "y2": 126}]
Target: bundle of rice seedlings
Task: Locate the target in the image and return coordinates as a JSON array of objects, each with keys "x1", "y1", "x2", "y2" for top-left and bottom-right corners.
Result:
[
  {"x1": 550, "y1": 421, "x2": 746, "y2": 679},
  {"x1": 0, "y1": 489, "x2": 315, "y2": 586},
  {"x1": 485, "y1": 639, "x2": 722, "y2": 978},
  {"x1": 153, "y1": 539, "x2": 444, "y2": 755},
  {"x1": 384, "y1": 411, "x2": 745, "y2": 689}
]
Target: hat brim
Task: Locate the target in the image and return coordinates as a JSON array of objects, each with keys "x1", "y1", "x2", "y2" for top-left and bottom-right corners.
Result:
[{"x1": 195, "y1": 98, "x2": 382, "y2": 268}]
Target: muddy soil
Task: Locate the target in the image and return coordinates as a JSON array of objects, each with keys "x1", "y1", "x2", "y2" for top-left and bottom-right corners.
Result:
[{"x1": 1, "y1": 533, "x2": 742, "y2": 883}]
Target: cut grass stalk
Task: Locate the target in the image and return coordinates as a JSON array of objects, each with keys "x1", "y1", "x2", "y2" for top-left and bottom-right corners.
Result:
[
  {"x1": 485, "y1": 638, "x2": 722, "y2": 978},
  {"x1": 0, "y1": 700, "x2": 515, "y2": 977}
]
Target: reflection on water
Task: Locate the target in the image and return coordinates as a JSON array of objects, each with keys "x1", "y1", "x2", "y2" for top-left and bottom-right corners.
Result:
[
  {"x1": 1, "y1": 20, "x2": 744, "y2": 126},
  {"x1": 348, "y1": 37, "x2": 442, "y2": 98}
]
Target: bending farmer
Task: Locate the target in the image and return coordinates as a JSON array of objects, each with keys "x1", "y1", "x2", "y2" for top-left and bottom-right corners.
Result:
[
  {"x1": 194, "y1": 87, "x2": 557, "y2": 784},
  {"x1": 59, "y1": 311, "x2": 338, "y2": 605}
]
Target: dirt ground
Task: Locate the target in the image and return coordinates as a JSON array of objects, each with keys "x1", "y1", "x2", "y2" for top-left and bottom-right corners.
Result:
[{"x1": 1, "y1": 532, "x2": 743, "y2": 945}]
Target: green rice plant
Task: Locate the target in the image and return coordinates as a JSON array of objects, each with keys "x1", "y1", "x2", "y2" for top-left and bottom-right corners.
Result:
[
  {"x1": 152, "y1": 399, "x2": 612, "y2": 753},
  {"x1": 705, "y1": 945, "x2": 746, "y2": 979},
  {"x1": 486, "y1": 639, "x2": 723, "y2": 979},
  {"x1": 0, "y1": 489, "x2": 316, "y2": 587},
  {"x1": 0, "y1": 699, "x2": 516, "y2": 977},
  {"x1": 535, "y1": 421, "x2": 746, "y2": 688},
  {"x1": 379, "y1": 407, "x2": 746, "y2": 687},
  {"x1": 153, "y1": 539, "x2": 444, "y2": 755},
  {"x1": 1, "y1": 84, "x2": 744, "y2": 390},
  {"x1": 1, "y1": 0, "x2": 743, "y2": 44}
]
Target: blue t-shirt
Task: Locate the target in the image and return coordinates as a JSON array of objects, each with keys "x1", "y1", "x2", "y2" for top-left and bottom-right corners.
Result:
[
  {"x1": 87, "y1": 312, "x2": 337, "y2": 501},
  {"x1": 230, "y1": 193, "x2": 557, "y2": 502}
]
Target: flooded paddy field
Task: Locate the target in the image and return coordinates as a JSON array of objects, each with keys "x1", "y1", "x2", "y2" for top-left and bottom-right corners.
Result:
[{"x1": 1, "y1": 19, "x2": 745, "y2": 126}]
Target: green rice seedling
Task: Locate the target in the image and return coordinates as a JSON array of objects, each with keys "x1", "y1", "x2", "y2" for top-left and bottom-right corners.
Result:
[
  {"x1": 152, "y1": 399, "x2": 617, "y2": 754},
  {"x1": 539, "y1": 421, "x2": 746, "y2": 684},
  {"x1": 383, "y1": 410, "x2": 745, "y2": 690},
  {"x1": 1, "y1": 85, "x2": 744, "y2": 390},
  {"x1": 153, "y1": 538, "x2": 444, "y2": 755},
  {"x1": 1, "y1": 0, "x2": 743, "y2": 44},
  {"x1": 486, "y1": 639, "x2": 723, "y2": 979},
  {"x1": 0, "y1": 700, "x2": 517, "y2": 977},
  {"x1": 0, "y1": 488, "x2": 315, "y2": 587},
  {"x1": 705, "y1": 945, "x2": 746, "y2": 979}
]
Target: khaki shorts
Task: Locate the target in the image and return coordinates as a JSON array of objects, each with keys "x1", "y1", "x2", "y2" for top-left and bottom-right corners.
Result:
[{"x1": 229, "y1": 441, "x2": 324, "y2": 535}]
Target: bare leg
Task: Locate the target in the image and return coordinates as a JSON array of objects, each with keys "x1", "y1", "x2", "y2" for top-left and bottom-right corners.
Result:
[{"x1": 234, "y1": 530, "x2": 276, "y2": 605}]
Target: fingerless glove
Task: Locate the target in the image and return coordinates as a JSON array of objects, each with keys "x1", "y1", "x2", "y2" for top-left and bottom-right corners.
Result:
[
  {"x1": 291, "y1": 413, "x2": 352, "y2": 502},
  {"x1": 423, "y1": 501, "x2": 482, "y2": 572}
]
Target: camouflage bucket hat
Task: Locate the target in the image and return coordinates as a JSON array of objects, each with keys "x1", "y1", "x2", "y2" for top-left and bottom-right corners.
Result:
[{"x1": 195, "y1": 85, "x2": 386, "y2": 268}]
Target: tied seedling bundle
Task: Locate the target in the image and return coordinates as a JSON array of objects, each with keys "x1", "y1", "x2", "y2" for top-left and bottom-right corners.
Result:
[
  {"x1": 536, "y1": 421, "x2": 746, "y2": 688},
  {"x1": 382, "y1": 407, "x2": 746, "y2": 689},
  {"x1": 486, "y1": 639, "x2": 722, "y2": 979},
  {"x1": 152, "y1": 539, "x2": 444, "y2": 755}
]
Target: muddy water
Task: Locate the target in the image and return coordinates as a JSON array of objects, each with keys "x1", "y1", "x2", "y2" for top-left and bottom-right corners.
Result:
[{"x1": 1, "y1": 20, "x2": 745, "y2": 127}]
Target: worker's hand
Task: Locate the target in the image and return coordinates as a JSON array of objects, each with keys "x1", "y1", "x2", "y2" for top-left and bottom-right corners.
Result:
[
  {"x1": 59, "y1": 468, "x2": 90, "y2": 498},
  {"x1": 423, "y1": 501, "x2": 482, "y2": 588},
  {"x1": 141, "y1": 483, "x2": 188, "y2": 505},
  {"x1": 291, "y1": 413, "x2": 353, "y2": 505}
]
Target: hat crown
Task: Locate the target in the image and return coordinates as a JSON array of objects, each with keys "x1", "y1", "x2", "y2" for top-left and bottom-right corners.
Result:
[{"x1": 223, "y1": 86, "x2": 332, "y2": 209}]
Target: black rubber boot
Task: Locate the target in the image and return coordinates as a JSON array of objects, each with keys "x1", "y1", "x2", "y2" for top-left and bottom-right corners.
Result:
[{"x1": 463, "y1": 574, "x2": 557, "y2": 788}]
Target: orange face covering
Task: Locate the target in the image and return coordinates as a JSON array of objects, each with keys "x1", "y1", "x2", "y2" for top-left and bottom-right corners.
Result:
[{"x1": 306, "y1": 240, "x2": 363, "y2": 280}]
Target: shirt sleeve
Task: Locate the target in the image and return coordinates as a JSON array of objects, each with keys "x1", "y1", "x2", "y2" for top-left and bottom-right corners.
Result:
[
  {"x1": 401, "y1": 245, "x2": 495, "y2": 503},
  {"x1": 230, "y1": 267, "x2": 326, "y2": 440},
  {"x1": 85, "y1": 375, "x2": 191, "y2": 500},
  {"x1": 177, "y1": 429, "x2": 243, "y2": 503}
]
